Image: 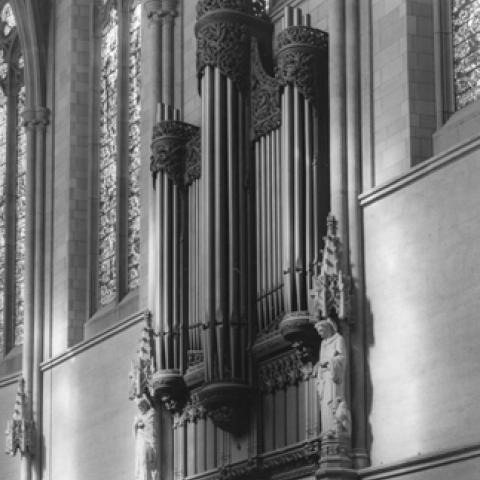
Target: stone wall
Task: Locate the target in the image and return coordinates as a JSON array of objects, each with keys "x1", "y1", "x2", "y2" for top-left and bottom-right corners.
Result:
[{"x1": 362, "y1": 139, "x2": 480, "y2": 466}]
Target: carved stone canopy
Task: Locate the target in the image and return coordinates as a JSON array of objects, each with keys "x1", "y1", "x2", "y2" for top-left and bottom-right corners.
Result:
[
  {"x1": 309, "y1": 214, "x2": 351, "y2": 323},
  {"x1": 5, "y1": 378, "x2": 34, "y2": 457}
]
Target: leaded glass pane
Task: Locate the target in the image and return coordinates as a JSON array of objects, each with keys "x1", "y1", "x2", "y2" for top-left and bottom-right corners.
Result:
[
  {"x1": 453, "y1": 0, "x2": 480, "y2": 109},
  {"x1": 14, "y1": 85, "x2": 26, "y2": 347},
  {"x1": 127, "y1": 1, "x2": 141, "y2": 291},
  {"x1": 99, "y1": 3, "x2": 118, "y2": 307},
  {"x1": 1, "y1": 2, "x2": 16, "y2": 36},
  {"x1": 0, "y1": 88, "x2": 6, "y2": 353}
]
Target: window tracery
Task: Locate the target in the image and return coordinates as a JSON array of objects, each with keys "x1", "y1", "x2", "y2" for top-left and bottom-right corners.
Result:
[
  {"x1": 97, "y1": 0, "x2": 142, "y2": 309},
  {"x1": 0, "y1": 1, "x2": 25, "y2": 354},
  {"x1": 453, "y1": 0, "x2": 480, "y2": 109},
  {"x1": 127, "y1": 0, "x2": 141, "y2": 291},
  {"x1": 99, "y1": 1, "x2": 119, "y2": 307}
]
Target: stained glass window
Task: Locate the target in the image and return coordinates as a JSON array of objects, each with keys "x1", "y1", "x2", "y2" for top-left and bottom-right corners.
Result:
[
  {"x1": 0, "y1": 1, "x2": 23, "y2": 354},
  {"x1": 453, "y1": 0, "x2": 480, "y2": 109},
  {"x1": 15, "y1": 86, "x2": 26, "y2": 346},
  {"x1": 0, "y1": 88, "x2": 5, "y2": 353},
  {"x1": 127, "y1": 1, "x2": 141, "y2": 291},
  {"x1": 1, "y1": 2, "x2": 15, "y2": 36},
  {"x1": 99, "y1": 3, "x2": 118, "y2": 307}
]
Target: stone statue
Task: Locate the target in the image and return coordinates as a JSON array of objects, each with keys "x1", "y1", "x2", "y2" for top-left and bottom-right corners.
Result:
[
  {"x1": 314, "y1": 318, "x2": 350, "y2": 437},
  {"x1": 133, "y1": 395, "x2": 159, "y2": 480}
]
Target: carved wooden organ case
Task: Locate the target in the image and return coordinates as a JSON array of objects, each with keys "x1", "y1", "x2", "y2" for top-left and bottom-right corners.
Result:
[{"x1": 141, "y1": 1, "x2": 344, "y2": 479}]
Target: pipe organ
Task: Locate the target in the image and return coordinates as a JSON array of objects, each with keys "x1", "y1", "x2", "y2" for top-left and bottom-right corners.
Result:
[{"x1": 135, "y1": 1, "x2": 360, "y2": 479}]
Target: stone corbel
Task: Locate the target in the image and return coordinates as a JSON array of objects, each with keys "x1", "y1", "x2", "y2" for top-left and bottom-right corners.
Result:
[
  {"x1": 196, "y1": 380, "x2": 252, "y2": 434},
  {"x1": 150, "y1": 120, "x2": 200, "y2": 187},
  {"x1": 5, "y1": 378, "x2": 34, "y2": 457}
]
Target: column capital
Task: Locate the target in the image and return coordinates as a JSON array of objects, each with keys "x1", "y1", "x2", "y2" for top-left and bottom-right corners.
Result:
[
  {"x1": 21, "y1": 107, "x2": 50, "y2": 131},
  {"x1": 144, "y1": 0, "x2": 178, "y2": 24}
]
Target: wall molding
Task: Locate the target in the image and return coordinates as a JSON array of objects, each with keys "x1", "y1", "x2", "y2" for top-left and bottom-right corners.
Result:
[
  {"x1": 40, "y1": 309, "x2": 144, "y2": 372},
  {"x1": 0, "y1": 371, "x2": 21, "y2": 389},
  {"x1": 359, "y1": 442, "x2": 480, "y2": 480},
  {"x1": 359, "y1": 134, "x2": 480, "y2": 208}
]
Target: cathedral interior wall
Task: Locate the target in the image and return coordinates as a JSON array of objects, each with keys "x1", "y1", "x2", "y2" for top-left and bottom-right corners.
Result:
[
  {"x1": 362, "y1": 143, "x2": 480, "y2": 466},
  {"x1": 42, "y1": 317, "x2": 143, "y2": 480}
]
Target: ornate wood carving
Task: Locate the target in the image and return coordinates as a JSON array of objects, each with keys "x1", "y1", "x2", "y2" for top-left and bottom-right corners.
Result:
[
  {"x1": 5, "y1": 378, "x2": 34, "y2": 457},
  {"x1": 150, "y1": 120, "x2": 200, "y2": 186},
  {"x1": 196, "y1": 22, "x2": 248, "y2": 89},
  {"x1": 276, "y1": 26, "x2": 328, "y2": 105},
  {"x1": 196, "y1": 381, "x2": 252, "y2": 434},
  {"x1": 279, "y1": 311, "x2": 320, "y2": 364},
  {"x1": 251, "y1": 38, "x2": 281, "y2": 140},
  {"x1": 185, "y1": 131, "x2": 201, "y2": 184},
  {"x1": 196, "y1": 0, "x2": 268, "y2": 20}
]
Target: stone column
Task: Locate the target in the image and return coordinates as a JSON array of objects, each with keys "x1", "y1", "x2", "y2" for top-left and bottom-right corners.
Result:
[
  {"x1": 345, "y1": 0, "x2": 369, "y2": 470},
  {"x1": 143, "y1": 0, "x2": 163, "y2": 321},
  {"x1": 161, "y1": 0, "x2": 177, "y2": 104},
  {"x1": 329, "y1": 0, "x2": 348, "y2": 268},
  {"x1": 21, "y1": 108, "x2": 37, "y2": 480},
  {"x1": 32, "y1": 107, "x2": 49, "y2": 480}
]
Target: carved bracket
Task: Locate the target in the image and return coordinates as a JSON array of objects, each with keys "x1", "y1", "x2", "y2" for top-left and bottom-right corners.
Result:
[
  {"x1": 279, "y1": 311, "x2": 320, "y2": 364},
  {"x1": 150, "y1": 120, "x2": 200, "y2": 186},
  {"x1": 276, "y1": 26, "x2": 328, "y2": 105},
  {"x1": 251, "y1": 37, "x2": 281, "y2": 140},
  {"x1": 5, "y1": 378, "x2": 34, "y2": 457},
  {"x1": 150, "y1": 369, "x2": 187, "y2": 415},
  {"x1": 196, "y1": 381, "x2": 252, "y2": 434},
  {"x1": 309, "y1": 214, "x2": 352, "y2": 323}
]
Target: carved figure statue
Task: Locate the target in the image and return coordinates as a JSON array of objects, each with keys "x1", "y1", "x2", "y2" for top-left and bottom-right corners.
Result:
[
  {"x1": 133, "y1": 396, "x2": 159, "y2": 480},
  {"x1": 314, "y1": 318, "x2": 349, "y2": 437}
]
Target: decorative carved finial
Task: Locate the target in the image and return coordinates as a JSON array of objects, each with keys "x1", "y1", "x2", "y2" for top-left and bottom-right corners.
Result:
[
  {"x1": 5, "y1": 378, "x2": 34, "y2": 457},
  {"x1": 309, "y1": 214, "x2": 352, "y2": 323},
  {"x1": 129, "y1": 311, "x2": 156, "y2": 400}
]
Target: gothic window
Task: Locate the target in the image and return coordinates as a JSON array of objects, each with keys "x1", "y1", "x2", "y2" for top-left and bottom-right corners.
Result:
[
  {"x1": 0, "y1": 1, "x2": 25, "y2": 354},
  {"x1": 97, "y1": 0, "x2": 141, "y2": 310},
  {"x1": 453, "y1": 0, "x2": 480, "y2": 109}
]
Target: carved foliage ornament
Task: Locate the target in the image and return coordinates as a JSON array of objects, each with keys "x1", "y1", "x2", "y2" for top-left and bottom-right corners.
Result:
[
  {"x1": 150, "y1": 142, "x2": 185, "y2": 184},
  {"x1": 185, "y1": 131, "x2": 201, "y2": 184},
  {"x1": 5, "y1": 378, "x2": 34, "y2": 457},
  {"x1": 277, "y1": 50, "x2": 317, "y2": 104},
  {"x1": 259, "y1": 352, "x2": 310, "y2": 394},
  {"x1": 196, "y1": 0, "x2": 268, "y2": 20},
  {"x1": 277, "y1": 26, "x2": 328, "y2": 51},
  {"x1": 251, "y1": 38, "x2": 281, "y2": 140},
  {"x1": 196, "y1": 22, "x2": 248, "y2": 90},
  {"x1": 151, "y1": 120, "x2": 199, "y2": 185},
  {"x1": 276, "y1": 26, "x2": 328, "y2": 105}
]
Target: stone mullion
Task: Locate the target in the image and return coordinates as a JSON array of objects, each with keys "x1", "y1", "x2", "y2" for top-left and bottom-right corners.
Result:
[
  {"x1": 116, "y1": 0, "x2": 130, "y2": 301},
  {"x1": 21, "y1": 106, "x2": 36, "y2": 480}
]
